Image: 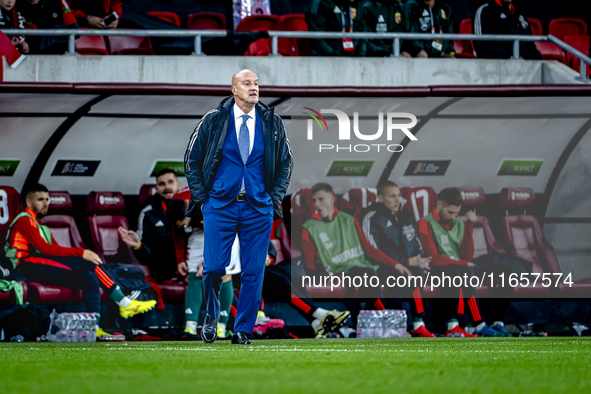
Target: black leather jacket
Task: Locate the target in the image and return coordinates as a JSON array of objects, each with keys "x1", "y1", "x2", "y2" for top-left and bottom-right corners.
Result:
[{"x1": 184, "y1": 96, "x2": 293, "y2": 219}]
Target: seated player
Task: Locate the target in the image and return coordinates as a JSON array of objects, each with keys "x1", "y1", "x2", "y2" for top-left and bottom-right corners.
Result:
[
  {"x1": 119, "y1": 167, "x2": 182, "y2": 283},
  {"x1": 361, "y1": 181, "x2": 435, "y2": 337},
  {"x1": 168, "y1": 190, "x2": 236, "y2": 340},
  {"x1": 263, "y1": 240, "x2": 351, "y2": 339},
  {"x1": 4, "y1": 183, "x2": 156, "y2": 336},
  {"x1": 301, "y1": 183, "x2": 427, "y2": 334},
  {"x1": 417, "y1": 188, "x2": 516, "y2": 337}
]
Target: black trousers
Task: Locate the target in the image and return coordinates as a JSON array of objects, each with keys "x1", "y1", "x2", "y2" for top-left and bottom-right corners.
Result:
[
  {"x1": 18, "y1": 254, "x2": 117, "y2": 314},
  {"x1": 263, "y1": 261, "x2": 319, "y2": 322}
]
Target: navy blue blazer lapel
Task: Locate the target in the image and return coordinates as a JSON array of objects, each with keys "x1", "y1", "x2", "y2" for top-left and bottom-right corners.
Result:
[
  {"x1": 228, "y1": 107, "x2": 240, "y2": 156},
  {"x1": 246, "y1": 112, "x2": 263, "y2": 166}
]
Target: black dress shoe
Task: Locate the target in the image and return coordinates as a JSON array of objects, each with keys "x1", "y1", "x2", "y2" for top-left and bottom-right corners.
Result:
[
  {"x1": 231, "y1": 332, "x2": 253, "y2": 345},
  {"x1": 201, "y1": 314, "x2": 218, "y2": 344}
]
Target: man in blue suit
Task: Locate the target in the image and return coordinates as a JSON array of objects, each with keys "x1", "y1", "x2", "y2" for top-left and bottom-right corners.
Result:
[{"x1": 184, "y1": 69, "x2": 293, "y2": 345}]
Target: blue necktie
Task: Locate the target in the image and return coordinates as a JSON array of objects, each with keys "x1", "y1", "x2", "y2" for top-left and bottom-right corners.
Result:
[{"x1": 239, "y1": 114, "x2": 250, "y2": 193}]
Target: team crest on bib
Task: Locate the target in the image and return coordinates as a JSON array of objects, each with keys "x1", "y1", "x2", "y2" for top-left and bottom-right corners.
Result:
[
  {"x1": 395, "y1": 12, "x2": 402, "y2": 24},
  {"x1": 319, "y1": 232, "x2": 333, "y2": 249},
  {"x1": 440, "y1": 9, "x2": 446, "y2": 20},
  {"x1": 440, "y1": 234, "x2": 452, "y2": 252},
  {"x1": 402, "y1": 225, "x2": 415, "y2": 242}
]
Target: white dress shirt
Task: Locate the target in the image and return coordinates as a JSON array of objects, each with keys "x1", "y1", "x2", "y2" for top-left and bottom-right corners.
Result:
[{"x1": 233, "y1": 103, "x2": 256, "y2": 155}]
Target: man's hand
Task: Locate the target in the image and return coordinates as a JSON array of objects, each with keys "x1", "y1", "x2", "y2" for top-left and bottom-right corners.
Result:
[
  {"x1": 395, "y1": 263, "x2": 412, "y2": 276},
  {"x1": 107, "y1": 19, "x2": 119, "y2": 29},
  {"x1": 83, "y1": 250, "x2": 102, "y2": 265},
  {"x1": 416, "y1": 256, "x2": 432, "y2": 271},
  {"x1": 465, "y1": 211, "x2": 477, "y2": 223},
  {"x1": 417, "y1": 50, "x2": 428, "y2": 58},
  {"x1": 196, "y1": 262, "x2": 204, "y2": 278},
  {"x1": 118, "y1": 227, "x2": 141, "y2": 248},
  {"x1": 18, "y1": 41, "x2": 29, "y2": 54},
  {"x1": 87, "y1": 15, "x2": 105, "y2": 29},
  {"x1": 178, "y1": 261, "x2": 188, "y2": 276}
]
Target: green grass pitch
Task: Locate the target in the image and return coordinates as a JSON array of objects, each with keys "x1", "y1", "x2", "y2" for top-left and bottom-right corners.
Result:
[{"x1": 1, "y1": 338, "x2": 590, "y2": 394}]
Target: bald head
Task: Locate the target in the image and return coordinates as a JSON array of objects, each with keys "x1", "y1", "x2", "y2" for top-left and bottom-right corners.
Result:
[{"x1": 231, "y1": 69, "x2": 259, "y2": 112}]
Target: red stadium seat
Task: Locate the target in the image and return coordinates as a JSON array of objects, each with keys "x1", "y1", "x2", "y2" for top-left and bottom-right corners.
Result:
[
  {"x1": 534, "y1": 42, "x2": 567, "y2": 64},
  {"x1": 455, "y1": 18, "x2": 475, "y2": 58},
  {"x1": 269, "y1": 219, "x2": 300, "y2": 265},
  {"x1": 76, "y1": 28, "x2": 109, "y2": 55},
  {"x1": 455, "y1": 187, "x2": 505, "y2": 259},
  {"x1": 279, "y1": 14, "x2": 310, "y2": 56},
  {"x1": 244, "y1": 38, "x2": 271, "y2": 56},
  {"x1": 549, "y1": 18, "x2": 587, "y2": 42},
  {"x1": 40, "y1": 191, "x2": 88, "y2": 249},
  {"x1": 26, "y1": 282, "x2": 82, "y2": 305},
  {"x1": 290, "y1": 188, "x2": 314, "y2": 250},
  {"x1": 186, "y1": 12, "x2": 227, "y2": 30},
  {"x1": 139, "y1": 184, "x2": 157, "y2": 207},
  {"x1": 454, "y1": 40, "x2": 476, "y2": 58},
  {"x1": 454, "y1": 18, "x2": 475, "y2": 58},
  {"x1": 86, "y1": 192, "x2": 188, "y2": 302},
  {"x1": 279, "y1": 14, "x2": 307, "y2": 31},
  {"x1": 86, "y1": 191, "x2": 139, "y2": 265},
  {"x1": 0, "y1": 281, "x2": 27, "y2": 304},
  {"x1": 564, "y1": 35, "x2": 590, "y2": 69},
  {"x1": 404, "y1": 186, "x2": 437, "y2": 222},
  {"x1": 147, "y1": 11, "x2": 181, "y2": 26},
  {"x1": 0, "y1": 186, "x2": 22, "y2": 258},
  {"x1": 108, "y1": 30, "x2": 156, "y2": 55},
  {"x1": 236, "y1": 15, "x2": 280, "y2": 31},
  {"x1": 338, "y1": 188, "x2": 378, "y2": 218},
  {"x1": 500, "y1": 188, "x2": 555, "y2": 297},
  {"x1": 528, "y1": 18, "x2": 543, "y2": 36}
]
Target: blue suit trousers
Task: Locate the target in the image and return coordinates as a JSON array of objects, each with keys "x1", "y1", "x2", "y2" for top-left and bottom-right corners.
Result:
[{"x1": 202, "y1": 198, "x2": 273, "y2": 334}]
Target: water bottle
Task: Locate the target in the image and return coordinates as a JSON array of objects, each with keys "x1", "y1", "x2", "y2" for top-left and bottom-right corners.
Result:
[
  {"x1": 374, "y1": 310, "x2": 384, "y2": 338},
  {"x1": 90, "y1": 313, "x2": 98, "y2": 342},
  {"x1": 67, "y1": 314, "x2": 78, "y2": 342},
  {"x1": 367, "y1": 311, "x2": 378, "y2": 338},
  {"x1": 395, "y1": 310, "x2": 407, "y2": 338},
  {"x1": 356, "y1": 311, "x2": 365, "y2": 338},
  {"x1": 78, "y1": 314, "x2": 89, "y2": 342},
  {"x1": 519, "y1": 323, "x2": 534, "y2": 337},
  {"x1": 47, "y1": 309, "x2": 68, "y2": 342}
]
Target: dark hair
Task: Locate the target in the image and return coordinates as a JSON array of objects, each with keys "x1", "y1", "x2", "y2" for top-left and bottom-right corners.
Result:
[
  {"x1": 310, "y1": 183, "x2": 333, "y2": 195},
  {"x1": 155, "y1": 167, "x2": 177, "y2": 180},
  {"x1": 438, "y1": 188, "x2": 463, "y2": 207},
  {"x1": 21, "y1": 183, "x2": 48, "y2": 205},
  {"x1": 167, "y1": 199, "x2": 188, "y2": 224},
  {"x1": 377, "y1": 181, "x2": 399, "y2": 196}
]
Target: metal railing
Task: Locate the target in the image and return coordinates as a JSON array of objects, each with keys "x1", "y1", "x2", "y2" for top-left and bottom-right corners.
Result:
[{"x1": 1, "y1": 28, "x2": 589, "y2": 81}]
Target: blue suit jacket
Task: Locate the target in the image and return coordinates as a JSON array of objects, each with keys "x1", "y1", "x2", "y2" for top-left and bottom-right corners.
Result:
[{"x1": 208, "y1": 107, "x2": 272, "y2": 215}]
